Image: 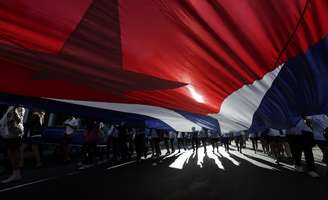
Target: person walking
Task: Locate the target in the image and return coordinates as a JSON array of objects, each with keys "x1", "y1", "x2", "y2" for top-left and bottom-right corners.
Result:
[
  {"x1": 0, "y1": 106, "x2": 25, "y2": 183},
  {"x1": 150, "y1": 129, "x2": 160, "y2": 166},
  {"x1": 209, "y1": 129, "x2": 220, "y2": 153},
  {"x1": 306, "y1": 115, "x2": 328, "y2": 171},
  {"x1": 177, "y1": 132, "x2": 186, "y2": 152},
  {"x1": 199, "y1": 128, "x2": 208, "y2": 153},
  {"x1": 221, "y1": 133, "x2": 230, "y2": 152},
  {"x1": 286, "y1": 118, "x2": 320, "y2": 178},
  {"x1": 268, "y1": 128, "x2": 282, "y2": 164},
  {"x1": 20, "y1": 111, "x2": 45, "y2": 168},
  {"x1": 169, "y1": 131, "x2": 176, "y2": 153},
  {"x1": 233, "y1": 131, "x2": 243, "y2": 153},
  {"x1": 191, "y1": 127, "x2": 199, "y2": 152},
  {"x1": 249, "y1": 131, "x2": 259, "y2": 153},
  {"x1": 79, "y1": 120, "x2": 100, "y2": 169},
  {"x1": 134, "y1": 128, "x2": 146, "y2": 163},
  {"x1": 62, "y1": 116, "x2": 79, "y2": 163},
  {"x1": 163, "y1": 130, "x2": 170, "y2": 155}
]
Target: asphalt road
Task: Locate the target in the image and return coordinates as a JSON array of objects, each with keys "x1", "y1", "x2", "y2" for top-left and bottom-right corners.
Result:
[{"x1": 0, "y1": 145, "x2": 327, "y2": 200}]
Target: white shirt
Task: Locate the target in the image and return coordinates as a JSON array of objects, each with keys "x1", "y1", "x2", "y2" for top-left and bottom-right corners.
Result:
[
  {"x1": 177, "y1": 132, "x2": 183, "y2": 138},
  {"x1": 112, "y1": 126, "x2": 119, "y2": 138},
  {"x1": 287, "y1": 119, "x2": 312, "y2": 135},
  {"x1": 64, "y1": 118, "x2": 79, "y2": 135},
  {"x1": 1, "y1": 107, "x2": 25, "y2": 138},
  {"x1": 307, "y1": 115, "x2": 328, "y2": 141},
  {"x1": 107, "y1": 125, "x2": 115, "y2": 136},
  {"x1": 279, "y1": 130, "x2": 286, "y2": 137},
  {"x1": 267, "y1": 128, "x2": 281, "y2": 137}
]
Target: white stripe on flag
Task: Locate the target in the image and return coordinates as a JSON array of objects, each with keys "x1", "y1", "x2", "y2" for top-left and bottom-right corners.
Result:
[
  {"x1": 44, "y1": 98, "x2": 203, "y2": 132},
  {"x1": 211, "y1": 64, "x2": 283, "y2": 133}
]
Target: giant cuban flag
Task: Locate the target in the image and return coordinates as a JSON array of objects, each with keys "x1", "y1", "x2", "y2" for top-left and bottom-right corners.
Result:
[{"x1": 0, "y1": 0, "x2": 327, "y2": 133}]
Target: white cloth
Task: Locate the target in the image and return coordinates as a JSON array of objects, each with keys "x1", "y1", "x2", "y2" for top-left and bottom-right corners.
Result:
[
  {"x1": 287, "y1": 119, "x2": 312, "y2": 135},
  {"x1": 107, "y1": 125, "x2": 115, "y2": 136},
  {"x1": 0, "y1": 107, "x2": 13, "y2": 138},
  {"x1": 267, "y1": 128, "x2": 281, "y2": 137},
  {"x1": 279, "y1": 130, "x2": 286, "y2": 137},
  {"x1": 177, "y1": 132, "x2": 183, "y2": 138},
  {"x1": 307, "y1": 115, "x2": 328, "y2": 141},
  {"x1": 0, "y1": 107, "x2": 25, "y2": 139},
  {"x1": 64, "y1": 118, "x2": 79, "y2": 135}
]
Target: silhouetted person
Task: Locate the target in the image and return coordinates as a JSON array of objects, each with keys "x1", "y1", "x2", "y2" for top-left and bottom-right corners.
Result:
[
  {"x1": 20, "y1": 111, "x2": 45, "y2": 168},
  {"x1": 306, "y1": 115, "x2": 328, "y2": 169},
  {"x1": 80, "y1": 120, "x2": 99, "y2": 168},
  {"x1": 222, "y1": 133, "x2": 230, "y2": 152},
  {"x1": 135, "y1": 128, "x2": 145, "y2": 163},
  {"x1": 163, "y1": 130, "x2": 170, "y2": 154},
  {"x1": 150, "y1": 129, "x2": 160, "y2": 166},
  {"x1": 169, "y1": 131, "x2": 175, "y2": 153},
  {"x1": 234, "y1": 131, "x2": 243, "y2": 153},
  {"x1": 268, "y1": 128, "x2": 282, "y2": 164},
  {"x1": 199, "y1": 128, "x2": 208, "y2": 152},
  {"x1": 209, "y1": 129, "x2": 220, "y2": 153},
  {"x1": 118, "y1": 123, "x2": 129, "y2": 161},
  {"x1": 177, "y1": 132, "x2": 186, "y2": 152},
  {"x1": 62, "y1": 116, "x2": 79, "y2": 163},
  {"x1": 286, "y1": 118, "x2": 319, "y2": 178},
  {"x1": 249, "y1": 131, "x2": 259, "y2": 153},
  {"x1": 191, "y1": 127, "x2": 199, "y2": 152},
  {"x1": 1, "y1": 106, "x2": 25, "y2": 183}
]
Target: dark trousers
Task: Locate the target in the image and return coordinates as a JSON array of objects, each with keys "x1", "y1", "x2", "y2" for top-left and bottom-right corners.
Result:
[
  {"x1": 81, "y1": 141, "x2": 97, "y2": 164},
  {"x1": 200, "y1": 138, "x2": 207, "y2": 152},
  {"x1": 177, "y1": 138, "x2": 185, "y2": 151},
  {"x1": 62, "y1": 134, "x2": 72, "y2": 162},
  {"x1": 211, "y1": 138, "x2": 219, "y2": 151},
  {"x1": 119, "y1": 138, "x2": 129, "y2": 160},
  {"x1": 235, "y1": 136, "x2": 243, "y2": 153},
  {"x1": 222, "y1": 138, "x2": 229, "y2": 152},
  {"x1": 135, "y1": 134, "x2": 145, "y2": 161},
  {"x1": 151, "y1": 138, "x2": 161, "y2": 157},
  {"x1": 224, "y1": 143, "x2": 229, "y2": 152},
  {"x1": 164, "y1": 138, "x2": 170, "y2": 153},
  {"x1": 170, "y1": 138, "x2": 175, "y2": 152},
  {"x1": 251, "y1": 138, "x2": 258, "y2": 151},
  {"x1": 128, "y1": 138, "x2": 134, "y2": 159},
  {"x1": 112, "y1": 138, "x2": 119, "y2": 160},
  {"x1": 106, "y1": 136, "x2": 113, "y2": 159},
  {"x1": 191, "y1": 137, "x2": 199, "y2": 150},
  {"x1": 287, "y1": 133, "x2": 315, "y2": 171}
]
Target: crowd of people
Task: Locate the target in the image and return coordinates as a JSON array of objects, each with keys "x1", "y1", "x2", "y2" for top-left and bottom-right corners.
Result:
[{"x1": 0, "y1": 105, "x2": 328, "y2": 183}]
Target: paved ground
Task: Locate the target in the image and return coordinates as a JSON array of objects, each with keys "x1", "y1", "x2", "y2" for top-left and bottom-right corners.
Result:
[{"x1": 0, "y1": 144, "x2": 327, "y2": 200}]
